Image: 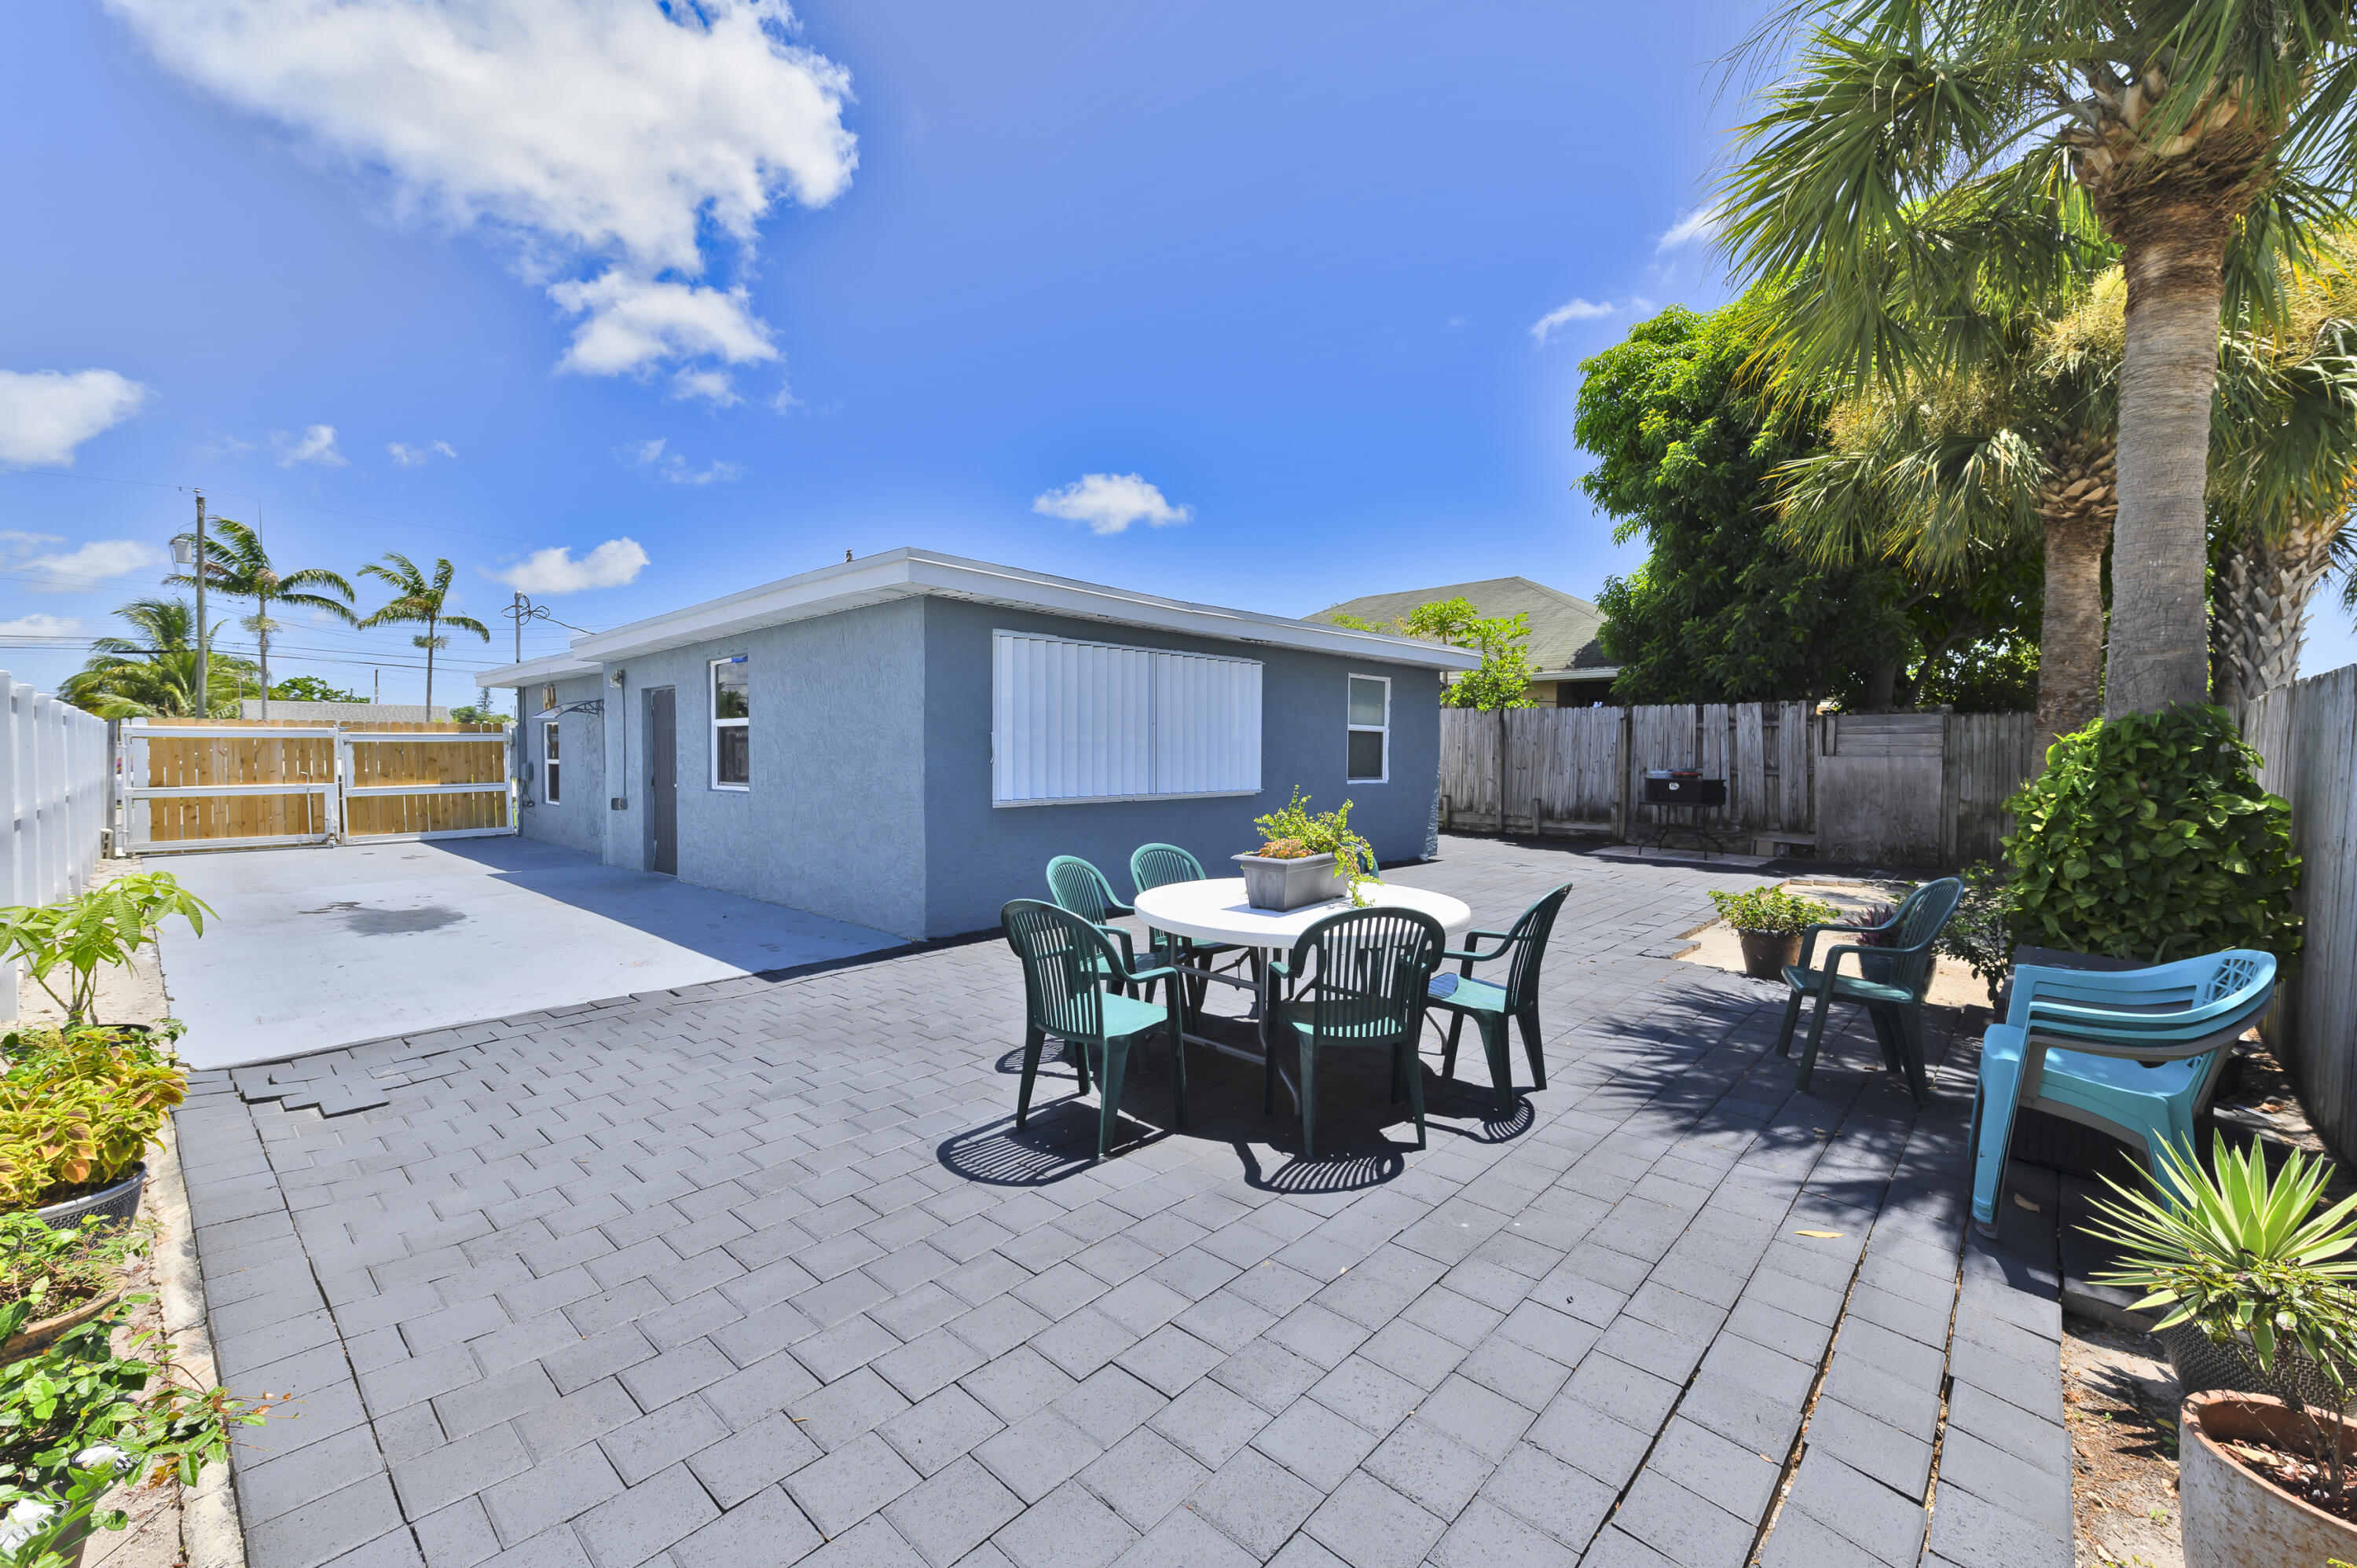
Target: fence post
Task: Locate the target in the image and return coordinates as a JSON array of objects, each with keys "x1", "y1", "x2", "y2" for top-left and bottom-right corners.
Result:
[{"x1": 1613, "y1": 707, "x2": 1633, "y2": 842}]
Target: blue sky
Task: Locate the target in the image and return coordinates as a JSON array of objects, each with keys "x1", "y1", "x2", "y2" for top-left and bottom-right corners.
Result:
[{"x1": 7, "y1": 1, "x2": 2351, "y2": 702}]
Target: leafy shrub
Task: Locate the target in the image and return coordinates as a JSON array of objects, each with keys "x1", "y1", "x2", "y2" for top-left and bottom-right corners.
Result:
[
  {"x1": 1253, "y1": 789, "x2": 1379, "y2": 903},
  {"x1": 1937, "y1": 863, "x2": 2015, "y2": 1003},
  {"x1": 0, "y1": 1028, "x2": 188, "y2": 1211},
  {"x1": 0, "y1": 1215, "x2": 150, "y2": 1332},
  {"x1": 0, "y1": 1306, "x2": 271, "y2": 1568},
  {"x1": 2004, "y1": 705, "x2": 2300, "y2": 963},
  {"x1": 1708, "y1": 887, "x2": 1841, "y2": 935},
  {"x1": 0, "y1": 877, "x2": 214, "y2": 1028}
]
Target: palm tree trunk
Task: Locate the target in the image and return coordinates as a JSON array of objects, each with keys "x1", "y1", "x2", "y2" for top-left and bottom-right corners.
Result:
[
  {"x1": 424, "y1": 611, "x2": 436, "y2": 713},
  {"x1": 258, "y1": 602, "x2": 271, "y2": 722},
  {"x1": 2105, "y1": 214, "x2": 2232, "y2": 716},
  {"x1": 2211, "y1": 511, "x2": 2347, "y2": 710},
  {"x1": 2034, "y1": 434, "x2": 2117, "y2": 754}
]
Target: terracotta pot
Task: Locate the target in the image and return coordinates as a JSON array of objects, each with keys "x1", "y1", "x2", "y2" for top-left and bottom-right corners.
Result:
[
  {"x1": 1, "y1": 1286, "x2": 126, "y2": 1362},
  {"x1": 2181, "y1": 1389, "x2": 2357, "y2": 1567},
  {"x1": 1736, "y1": 929, "x2": 1802, "y2": 981}
]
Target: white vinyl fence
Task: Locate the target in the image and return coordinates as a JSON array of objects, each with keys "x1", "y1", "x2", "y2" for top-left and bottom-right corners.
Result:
[{"x1": 2, "y1": 674, "x2": 114, "y2": 1023}]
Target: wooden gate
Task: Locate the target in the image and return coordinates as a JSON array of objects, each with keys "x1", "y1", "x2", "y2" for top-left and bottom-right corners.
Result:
[{"x1": 123, "y1": 719, "x2": 510, "y2": 852}]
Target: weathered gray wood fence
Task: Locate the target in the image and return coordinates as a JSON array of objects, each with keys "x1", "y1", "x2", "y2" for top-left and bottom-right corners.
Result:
[
  {"x1": 1438, "y1": 704, "x2": 2038, "y2": 869},
  {"x1": 2242, "y1": 665, "x2": 2357, "y2": 1163}
]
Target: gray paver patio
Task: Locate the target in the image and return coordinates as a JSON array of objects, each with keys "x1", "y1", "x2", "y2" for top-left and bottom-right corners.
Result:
[{"x1": 171, "y1": 835, "x2": 2073, "y2": 1568}]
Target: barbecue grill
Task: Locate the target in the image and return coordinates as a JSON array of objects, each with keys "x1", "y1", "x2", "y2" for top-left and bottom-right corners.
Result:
[{"x1": 1637, "y1": 770, "x2": 1732, "y2": 855}]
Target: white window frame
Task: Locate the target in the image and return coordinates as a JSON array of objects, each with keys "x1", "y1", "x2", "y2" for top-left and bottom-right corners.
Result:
[
  {"x1": 710, "y1": 655, "x2": 750, "y2": 792},
  {"x1": 991, "y1": 629, "x2": 1262, "y2": 807},
  {"x1": 1346, "y1": 673, "x2": 1391, "y2": 784},
  {"x1": 542, "y1": 720, "x2": 561, "y2": 804}
]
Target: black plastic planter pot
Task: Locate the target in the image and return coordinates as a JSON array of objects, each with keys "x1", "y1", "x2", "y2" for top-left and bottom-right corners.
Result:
[{"x1": 34, "y1": 1165, "x2": 145, "y2": 1233}]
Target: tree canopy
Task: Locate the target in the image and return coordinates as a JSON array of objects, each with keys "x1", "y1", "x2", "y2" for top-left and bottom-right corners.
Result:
[{"x1": 1577, "y1": 303, "x2": 1934, "y2": 706}]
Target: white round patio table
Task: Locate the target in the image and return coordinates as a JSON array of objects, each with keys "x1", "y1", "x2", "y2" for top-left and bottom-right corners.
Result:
[
  {"x1": 1132, "y1": 877, "x2": 1473, "y2": 951},
  {"x1": 1131, "y1": 878, "x2": 1473, "y2": 1109}
]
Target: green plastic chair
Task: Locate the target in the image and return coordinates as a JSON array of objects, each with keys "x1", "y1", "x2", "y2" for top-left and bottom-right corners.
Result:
[
  {"x1": 1772, "y1": 877, "x2": 1964, "y2": 1105},
  {"x1": 1266, "y1": 907, "x2": 1445, "y2": 1158},
  {"x1": 1969, "y1": 948, "x2": 2275, "y2": 1233},
  {"x1": 1047, "y1": 855, "x2": 1155, "y2": 1002},
  {"x1": 1001, "y1": 899, "x2": 1186, "y2": 1159},
  {"x1": 1130, "y1": 843, "x2": 1257, "y2": 1014},
  {"x1": 1424, "y1": 883, "x2": 1572, "y2": 1116}
]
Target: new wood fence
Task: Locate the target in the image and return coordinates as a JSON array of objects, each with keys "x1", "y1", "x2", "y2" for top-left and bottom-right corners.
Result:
[
  {"x1": 1439, "y1": 703, "x2": 2039, "y2": 869},
  {"x1": 123, "y1": 719, "x2": 510, "y2": 852},
  {"x1": 2242, "y1": 665, "x2": 2357, "y2": 1163}
]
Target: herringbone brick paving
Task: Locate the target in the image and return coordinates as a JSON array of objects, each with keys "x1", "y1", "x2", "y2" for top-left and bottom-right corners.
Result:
[{"x1": 171, "y1": 836, "x2": 2070, "y2": 1568}]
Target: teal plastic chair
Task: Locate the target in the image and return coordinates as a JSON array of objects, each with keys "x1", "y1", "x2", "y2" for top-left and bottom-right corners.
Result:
[
  {"x1": 1969, "y1": 948, "x2": 2275, "y2": 1233},
  {"x1": 1001, "y1": 899, "x2": 1186, "y2": 1159},
  {"x1": 1267, "y1": 907, "x2": 1445, "y2": 1158},
  {"x1": 1131, "y1": 843, "x2": 1256, "y2": 1015},
  {"x1": 1047, "y1": 855, "x2": 1155, "y2": 1002},
  {"x1": 1772, "y1": 877, "x2": 1964, "y2": 1105},
  {"x1": 1424, "y1": 883, "x2": 1572, "y2": 1116}
]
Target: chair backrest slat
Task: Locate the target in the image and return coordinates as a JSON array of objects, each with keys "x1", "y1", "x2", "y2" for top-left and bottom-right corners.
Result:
[
  {"x1": 1130, "y1": 843, "x2": 1205, "y2": 897},
  {"x1": 1879, "y1": 877, "x2": 1963, "y2": 999},
  {"x1": 1290, "y1": 908, "x2": 1444, "y2": 1044},
  {"x1": 1002, "y1": 899, "x2": 1113, "y2": 1041},
  {"x1": 1047, "y1": 855, "x2": 1124, "y2": 925},
  {"x1": 1500, "y1": 884, "x2": 1574, "y2": 1011}
]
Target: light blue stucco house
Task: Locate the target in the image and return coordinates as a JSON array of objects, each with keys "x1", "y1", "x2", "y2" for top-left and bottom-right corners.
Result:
[{"x1": 477, "y1": 548, "x2": 1479, "y2": 942}]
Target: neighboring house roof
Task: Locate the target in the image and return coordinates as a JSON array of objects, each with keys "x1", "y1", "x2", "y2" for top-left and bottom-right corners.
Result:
[
  {"x1": 1314, "y1": 577, "x2": 1618, "y2": 681},
  {"x1": 476, "y1": 548, "x2": 1480, "y2": 689}
]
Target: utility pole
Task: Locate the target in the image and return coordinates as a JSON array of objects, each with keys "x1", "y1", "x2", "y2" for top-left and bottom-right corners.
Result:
[
  {"x1": 373, "y1": 669, "x2": 380, "y2": 705},
  {"x1": 172, "y1": 493, "x2": 212, "y2": 718}
]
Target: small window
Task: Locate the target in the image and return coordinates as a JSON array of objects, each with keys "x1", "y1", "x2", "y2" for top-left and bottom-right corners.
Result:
[
  {"x1": 540, "y1": 684, "x2": 557, "y2": 713},
  {"x1": 542, "y1": 721, "x2": 561, "y2": 804},
  {"x1": 1347, "y1": 675, "x2": 1389, "y2": 782},
  {"x1": 712, "y1": 656, "x2": 750, "y2": 789}
]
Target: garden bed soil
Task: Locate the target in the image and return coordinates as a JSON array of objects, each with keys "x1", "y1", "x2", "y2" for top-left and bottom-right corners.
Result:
[
  {"x1": 1673, "y1": 876, "x2": 1990, "y2": 1009},
  {"x1": 2066, "y1": 1313, "x2": 2187, "y2": 1566}
]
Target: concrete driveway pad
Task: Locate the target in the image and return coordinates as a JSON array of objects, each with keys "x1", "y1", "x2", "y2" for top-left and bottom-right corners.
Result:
[{"x1": 153, "y1": 837, "x2": 902, "y2": 1068}]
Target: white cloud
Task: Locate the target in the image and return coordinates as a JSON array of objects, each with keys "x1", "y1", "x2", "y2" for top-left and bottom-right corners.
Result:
[
  {"x1": 1032, "y1": 473, "x2": 1194, "y2": 536},
  {"x1": 550, "y1": 273, "x2": 775, "y2": 380},
  {"x1": 20, "y1": 540, "x2": 164, "y2": 593},
  {"x1": 625, "y1": 437, "x2": 740, "y2": 485},
  {"x1": 274, "y1": 424, "x2": 346, "y2": 467},
  {"x1": 671, "y1": 369, "x2": 740, "y2": 406},
  {"x1": 104, "y1": 0, "x2": 855, "y2": 386},
  {"x1": 0, "y1": 531, "x2": 63, "y2": 551},
  {"x1": 1528, "y1": 298, "x2": 1615, "y2": 346},
  {"x1": 0, "y1": 614, "x2": 86, "y2": 639},
  {"x1": 0, "y1": 370, "x2": 151, "y2": 467},
  {"x1": 490, "y1": 537, "x2": 649, "y2": 594},
  {"x1": 387, "y1": 439, "x2": 457, "y2": 467},
  {"x1": 1657, "y1": 207, "x2": 1721, "y2": 252}
]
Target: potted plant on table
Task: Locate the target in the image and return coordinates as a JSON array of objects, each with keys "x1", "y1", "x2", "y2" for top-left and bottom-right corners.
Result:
[
  {"x1": 1707, "y1": 887, "x2": 1842, "y2": 980},
  {"x1": 1236, "y1": 789, "x2": 1377, "y2": 911},
  {"x1": 2086, "y1": 1134, "x2": 2357, "y2": 1566}
]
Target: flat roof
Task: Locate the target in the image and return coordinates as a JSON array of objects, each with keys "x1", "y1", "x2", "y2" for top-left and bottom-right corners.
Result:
[{"x1": 479, "y1": 547, "x2": 1480, "y2": 688}]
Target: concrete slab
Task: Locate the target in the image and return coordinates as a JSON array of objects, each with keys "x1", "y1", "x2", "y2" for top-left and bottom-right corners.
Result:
[{"x1": 152, "y1": 837, "x2": 904, "y2": 1068}]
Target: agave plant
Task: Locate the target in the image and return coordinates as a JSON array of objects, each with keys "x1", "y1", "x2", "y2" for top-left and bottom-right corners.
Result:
[{"x1": 2086, "y1": 1134, "x2": 2357, "y2": 1497}]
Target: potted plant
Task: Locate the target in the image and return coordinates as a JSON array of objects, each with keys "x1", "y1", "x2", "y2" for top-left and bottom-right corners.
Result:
[
  {"x1": 0, "y1": 1215, "x2": 152, "y2": 1362},
  {"x1": 1707, "y1": 887, "x2": 1842, "y2": 980},
  {"x1": 0, "y1": 875, "x2": 213, "y2": 1030},
  {"x1": 0, "y1": 1027, "x2": 189, "y2": 1230},
  {"x1": 2085, "y1": 1134, "x2": 2357, "y2": 1565},
  {"x1": 1236, "y1": 789, "x2": 1377, "y2": 911}
]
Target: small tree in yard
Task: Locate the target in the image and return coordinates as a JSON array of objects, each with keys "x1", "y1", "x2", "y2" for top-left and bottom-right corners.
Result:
[{"x1": 1333, "y1": 597, "x2": 1538, "y2": 710}]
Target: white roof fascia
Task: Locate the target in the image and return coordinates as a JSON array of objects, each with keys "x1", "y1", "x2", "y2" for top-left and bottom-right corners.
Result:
[
  {"x1": 563, "y1": 548, "x2": 1482, "y2": 671},
  {"x1": 475, "y1": 654, "x2": 603, "y2": 690}
]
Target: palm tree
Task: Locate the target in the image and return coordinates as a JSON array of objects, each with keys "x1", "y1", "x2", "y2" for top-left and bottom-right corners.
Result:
[
  {"x1": 166, "y1": 516, "x2": 357, "y2": 720},
  {"x1": 1717, "y1": 2, "x2": 2357, "y2": 716},
  {"x1": 357, "y1": 554, "x2": 489, "y2": 712},
  {"x1": 61, "y1": 597, "x2": 253, "y2": 718}
]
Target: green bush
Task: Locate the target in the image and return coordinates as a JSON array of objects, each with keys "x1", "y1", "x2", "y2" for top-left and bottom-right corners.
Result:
[{"x1": 2004, "y1": 705, "x2": 2300, "y2": 963}]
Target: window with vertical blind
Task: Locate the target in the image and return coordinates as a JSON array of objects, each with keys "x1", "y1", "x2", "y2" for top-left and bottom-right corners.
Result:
[{"x1": 992, "y1": 630, "x2": 1262, "y2": 804}]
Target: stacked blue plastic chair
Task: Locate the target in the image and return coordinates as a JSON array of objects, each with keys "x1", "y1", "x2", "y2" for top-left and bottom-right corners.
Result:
[{"x1": 1969, "y1": 948, "x2": 2277, "y2": 1234}]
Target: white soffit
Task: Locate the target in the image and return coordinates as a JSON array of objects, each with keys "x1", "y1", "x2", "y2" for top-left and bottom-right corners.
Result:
[
  {"x1": 553, "y1": 548, "x2": 1482, "y2": 671},
  {"x1": 475, "y1": 654, "x2": 603, "y2": 691}
]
